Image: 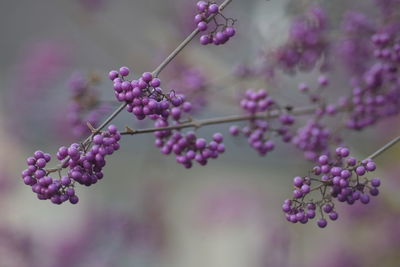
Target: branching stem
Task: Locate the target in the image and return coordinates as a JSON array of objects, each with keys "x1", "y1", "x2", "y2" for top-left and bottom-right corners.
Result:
[
  {"x1": 49, "y1": 0, "x2": 234, "y2": 172},
  {"x1": 121, "y1": 105, "x2": 316, "y2": 135}
]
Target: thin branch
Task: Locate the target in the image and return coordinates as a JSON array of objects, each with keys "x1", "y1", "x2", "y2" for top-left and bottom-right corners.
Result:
[
  {"x1": 365, "y1": 135, "x2": 400, "y2": 160},
  {"x1": 82, "y1": 102, "x2": 127, "y2": 146},
  {"x1": 303, "y1": 134, "x2": 400, "y2": 201},
  {"x1": 81, "y1": 0, "x2": 233, "y2": 142},
  {"x1": 121, "y1": 105, "x2": 316, "y2": 135},
  {"x1": 48, "y1": 0, "x2": 235, "y2": 172}
]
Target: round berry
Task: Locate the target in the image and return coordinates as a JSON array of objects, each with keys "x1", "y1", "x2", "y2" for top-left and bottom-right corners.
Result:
[
  {"x1": 108, "y1": 70, "x2": 119, "y2": 80},
  {"x1": 293, "y1": 176, "x2": 303, "y2": 187},
  {"x1": 208, "y1": 4, "x2": 219, "y2": 14},
  {"x1": 317, "y1": 218, "x2": 328, "y2": 228},
  {"x1": 329, "y1": 212, "x2": 338, "y2": 221},
  {"x1": 119, "y1": 66, "x2": 130, "y2": 77},
  {"x1": 365, "y1": 162, "x2": 376, "y2": 171},
  {"x1": 225, "y1": 27, "x2": 236, "y2": 37},
  {"x1": 142, "y1": 72, "x2": 153, "y2": 83},
  {"x1": 197, "y1": 21, "x2": 208, "y2": 31},
  {"x1": 200, "y1": 35, "x2": 211, "y2": 45},
  {"x1": 370, "y1": 178, "x2": 381, "y2": 187},
  {"x1": 356, "y1": 166, "x2": 366, "y2": 176}
]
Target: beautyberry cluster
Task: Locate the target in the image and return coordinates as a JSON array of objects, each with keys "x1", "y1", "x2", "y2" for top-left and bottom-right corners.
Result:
[
  {"x1": 109, "y1": 67, "x2": 189, "y2": 121},
  {"x1": 22, "y1": 125, "x2": 121, "y2": 205},
  {"x1": 22, "y1": 151, "x2": 79, "y2": 205},
  {"x1": 155, "y1": 129, "x2": 225, "y2": 168},
  {"x1": 57, "y1": 125, "x2": 120, "y2": 187},
  {"x1": 282, "y1": 147, "x2": 381, "y2": 228},
  {"x1": 109, "y1": 66, "x2": 225, "y2": 167},
  {"x1": 230, "y1": 89, "x2": 294, "y2": 155},
  {"x1": 195, "y1": 1, "x2": 236, "y2": 45}
]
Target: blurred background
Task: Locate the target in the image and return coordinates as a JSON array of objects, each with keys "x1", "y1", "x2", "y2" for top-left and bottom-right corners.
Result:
[{"x1": 1, "y1": 0, "x2": 400, "y2": 266}]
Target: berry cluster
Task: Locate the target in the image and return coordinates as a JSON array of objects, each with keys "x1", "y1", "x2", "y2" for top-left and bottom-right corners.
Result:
[
  {"x1": 22, "y1": 125, "x2": 121, "y2": 205},
  {"x1": 195, "y1": 1, "x2": 236, "y2": 45},
  {"x1": 282, "y1": 147, "x2": 381, "y2": 228},
  {"x1": 66, "y1": 72, "x2": 111, "y2": 138},
  {"x1": 109, "y1": 67, "x2": 190, "y2": 121},
  {"x1": 57, "y1": 125, "x2": 120, "y2": 186},
  {"x1": 22, "y1": 151, "x2": 79, "y2": 205},
  {"x1": 110, "y1": 66, "x2": 226, "y2": 167},
  {"x1": 155, "y1": 128, "x2": 225, "y2": 168},
  {"x1": 230, "y1": 89, "x2": 294, "y2": 155}
]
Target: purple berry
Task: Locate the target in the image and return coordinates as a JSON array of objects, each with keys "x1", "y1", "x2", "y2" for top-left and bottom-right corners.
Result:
[
  {"x1": 197, "y1": 21, "x2": 208, "y2": 31},
  {"x1": 293, "y1": 176, "x2": 303, "y2": 187},
  {"x1": 356, "y1": 166, "x2": 366, "y2": 176},
  {"x1": 370, "y1": 178, "x2": 381, "y2": 187},
  {"x1": 317, "y1": 218, "x2": 328, "y2": 228},
  {"x1": 119, "y1": 66, "x2": 130, "y2": 77},
  {"x1": 108, "y1": 70, "x2": 119, "y2": 80},
  {"x1": 200, "y1": 35, "x2": 211, "y2": 45},
  {"x1": 142, "y1": 72, "x2": 153, "y2": 83},
  {"x1": 329, "y1": 212, "x2": 338, "y2": 221},
  {"x1": 360, "y1": 194, "x2": 370, "y2": 204},
  {"x1": 365, "y1": 162, "x2": 376, "y2": 171},
  {"x1": 208, "y1": 4, "x2": 219, "y2": 14},
  {"x1": 225, "y1": 27, "x2": 236, "y2": 37}
]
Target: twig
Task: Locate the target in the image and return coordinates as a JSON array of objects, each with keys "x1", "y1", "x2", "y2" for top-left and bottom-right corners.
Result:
[
  {"x1": 121, "y1": 105, "x2": 316, "y2": 135},
  {"x1": 84, "y1": 0, "x2": 233, "y2": 141},
  {"x1": 365, "y1": 135, "x2": 400, "y2": 160},
  {"x1": 48, "y1": 0, "x2": 235, "y2": 172}
]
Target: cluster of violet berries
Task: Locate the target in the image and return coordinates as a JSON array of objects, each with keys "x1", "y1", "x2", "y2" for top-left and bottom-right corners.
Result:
[
  {"x1": 57, "y1": 125, "x2": 120, "y2": 187},
  {"x1": 66, "y1": 72, "x2": 110, "y2": 138},
  {"x1": 282, "y1": 146, "x2": 381, "y2": 228},
  {"x1": 155, "y1": 128, "x2": 225, "y2": 168},
  {"x1": 22, "y1": 151, "x2": 79, "y2": 205},
  {"x1": 109, "y1": 66, "x2": 224, "y2": 167},
  {"x1": 109, "y1": 67, "x2": 190, "y2": 121},
  {"x1": 230, "y1": 89, "x2": 294, "y2": 155},
  {"x1": 22, "y1": 125, "x2": 121, "y2": 205},
  {"x1": 195, "y1": 1, "x2": 236, "y2": 45}
]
